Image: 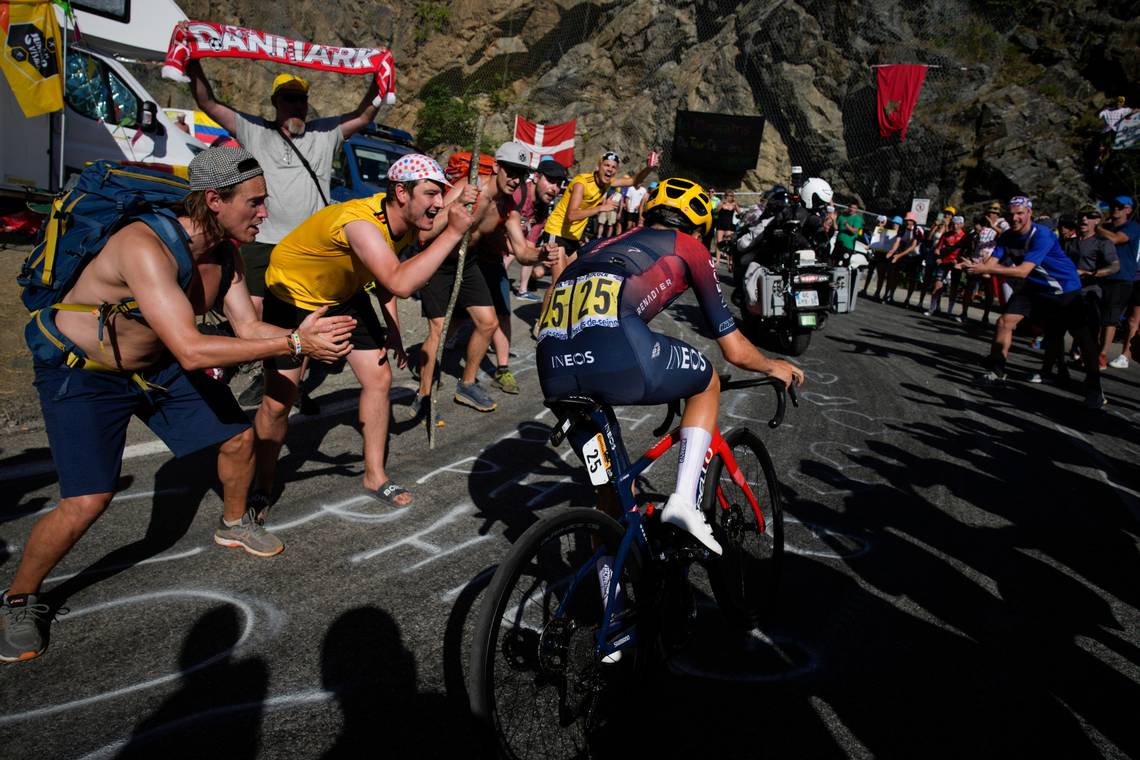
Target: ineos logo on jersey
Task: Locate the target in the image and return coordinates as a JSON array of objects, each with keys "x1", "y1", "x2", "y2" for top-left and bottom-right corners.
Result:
[
  {"x1": 666, "y1": 345, "x2": 707, "y2": 372},
  {"x1": 550, "y1": 351, "x2": 596, "y2": 368}
]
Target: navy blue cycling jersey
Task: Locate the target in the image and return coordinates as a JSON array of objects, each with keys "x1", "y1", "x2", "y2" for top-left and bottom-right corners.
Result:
[
  {"x1": 536, "y1": 227, "x2": 737, "y2": 343},
  {"x1": 536, "y1": 227, "x2": 737, "y2": 405}
]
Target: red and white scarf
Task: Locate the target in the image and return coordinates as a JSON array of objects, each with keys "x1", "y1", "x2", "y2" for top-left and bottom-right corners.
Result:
[{"x1": 162, "y1": 22, "x2": 396, "y2": 105}]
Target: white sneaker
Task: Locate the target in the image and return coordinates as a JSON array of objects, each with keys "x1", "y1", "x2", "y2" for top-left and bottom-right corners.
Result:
[
  {"x1": 661, "y1": 494, "x2": 722, "y2": 555},
  {"x1": 1109, "y1": 354, "x2": 1130, "y2": 369}
]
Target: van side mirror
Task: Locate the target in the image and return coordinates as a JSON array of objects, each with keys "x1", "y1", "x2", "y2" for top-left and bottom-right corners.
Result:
[{"x1": 140, "y1": 101, "x2": 159, "y2": 133}]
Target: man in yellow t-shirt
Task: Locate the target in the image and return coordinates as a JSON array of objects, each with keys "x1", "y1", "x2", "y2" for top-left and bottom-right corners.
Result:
[
  {"x1": 253, "y1": 154, "x2": 476, "y2": 510},
  {"x1": 542, "y1": 150, "x2": 657, "y2": 254}
]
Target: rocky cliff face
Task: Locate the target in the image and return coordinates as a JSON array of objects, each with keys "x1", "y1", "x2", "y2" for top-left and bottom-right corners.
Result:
[{"x1": 130, "y1": 0, "x2": 1138, "y2": 215}]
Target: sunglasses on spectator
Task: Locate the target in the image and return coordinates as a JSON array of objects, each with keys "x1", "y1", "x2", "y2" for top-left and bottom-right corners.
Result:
[
  {"x1": 501, "y1": 164, "x2": 530, "y2": 180},
  {"x1": 1080, "y1": 214, "x2": 1101, "y2": 220},
  {"x1": 278, "y1": 92, "x2": 308, "y2": 104}
]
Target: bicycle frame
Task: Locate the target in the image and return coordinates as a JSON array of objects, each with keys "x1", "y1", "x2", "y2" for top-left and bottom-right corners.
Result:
[{"x1": 558, "y1": 404, "x2": 764, "y2": 659}]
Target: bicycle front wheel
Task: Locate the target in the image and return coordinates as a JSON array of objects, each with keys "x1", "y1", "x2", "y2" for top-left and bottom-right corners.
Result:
[
  {"x1": 469, "y1": 507, "x2": 645, "y2": 760},
  {"x1": 701, "y1": 427, "x2": 784, "y2": 628}
]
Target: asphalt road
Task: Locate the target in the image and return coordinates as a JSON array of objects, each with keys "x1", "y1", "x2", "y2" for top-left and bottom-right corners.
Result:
[{"x1": 1, "y1": 275, "x2": 1138, "y2": 759}]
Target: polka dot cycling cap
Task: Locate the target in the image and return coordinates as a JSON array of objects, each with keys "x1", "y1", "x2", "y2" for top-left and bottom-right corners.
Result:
[{"x1": 387, "y1": 154, "x2": 452, "y2": 186}]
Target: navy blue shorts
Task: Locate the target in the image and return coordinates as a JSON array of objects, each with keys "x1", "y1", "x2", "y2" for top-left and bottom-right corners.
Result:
[
  {"x1": 537, "y1": 317, "x2": 712, "y2": 405},
  {"x1": 34, "y1": 357, "x2": 250, "y2": 498}
]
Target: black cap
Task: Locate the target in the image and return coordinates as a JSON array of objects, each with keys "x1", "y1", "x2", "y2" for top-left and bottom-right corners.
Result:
[{"x1": 536, "y1": 159, "x2": 568, "y2": 180}]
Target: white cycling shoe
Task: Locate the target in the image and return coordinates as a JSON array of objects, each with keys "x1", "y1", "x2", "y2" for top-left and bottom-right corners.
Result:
[{"x1": 661, "y1": 494, "x2": 722, "y2": 555}]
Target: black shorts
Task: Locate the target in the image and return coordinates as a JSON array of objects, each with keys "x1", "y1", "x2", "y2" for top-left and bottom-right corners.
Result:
[
  {"x1": 1099, "y1": 280, "x2": 1132, "y2": 325},
  {"x1": 544, "y1": 234, "x2": 581, "y2": 256},
  {"x1": 1004, "y1": 289, "x2": 1085, "y2": 329},
  {"x1": 476, "y1": 256, "x2": 511, "y2": 317},
  {"x1": 239, "y1": 241, "x2": 274, "y2": 298},
  {"x1": 621, "y1": 210, "x2": 640, "y2": 228},
  {"x1": 537, "y1": 316, "x2": 712, "y2": 406},
  {"x1": 419, "y1": 256, "x2": 494, "y2": 319},
  {"x1": 262, "y1": 289, "x2": 386, "y2": 369}
]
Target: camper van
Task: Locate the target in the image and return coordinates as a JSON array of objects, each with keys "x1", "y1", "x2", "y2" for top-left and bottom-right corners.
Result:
[{"x1": 0, "y1": 0, "x2": 200, "y2": 199}]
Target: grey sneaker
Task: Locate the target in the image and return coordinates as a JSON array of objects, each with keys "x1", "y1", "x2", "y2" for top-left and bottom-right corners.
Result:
[
  {"x1": 455, "y1": 381, "x2": 496, "y2": 412},
  {"x1": 214, "y1": 509, "x2": 284, "y2": 557},
  {"x1": 1, "y1": 592, "x2": 50, "y2": 663},
  {"x1": 492, "y1": 367, "x2": 520, "y2": 394}
]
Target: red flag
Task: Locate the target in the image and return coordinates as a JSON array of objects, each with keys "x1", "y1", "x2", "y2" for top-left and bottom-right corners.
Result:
[
  {"x1": 513, "y1": 116, "x2": 576, "y2": 168},
  {"x1": 876, "y1": 64, "x2": 927, "y2": 141}
]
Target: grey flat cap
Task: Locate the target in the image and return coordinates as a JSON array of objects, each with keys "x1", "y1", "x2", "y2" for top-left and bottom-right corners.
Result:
[{"x1": 188, "y1": 146, "x2": 263, "y2": 191}]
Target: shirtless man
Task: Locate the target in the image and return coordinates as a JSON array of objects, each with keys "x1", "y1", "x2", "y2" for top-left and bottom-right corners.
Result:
[
  {"x1": 415, "y1": 141, "x2": 556, "y2": 414},
  {"x1": 1, "y1": 146, "x2": 355, "y2": 663}
]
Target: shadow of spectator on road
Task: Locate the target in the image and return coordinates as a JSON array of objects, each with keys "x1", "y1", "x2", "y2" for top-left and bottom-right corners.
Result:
[
  {"x1": 466, "y1": 419, "x2": 592, "y2": 545},
  {"x1": 0, "y1": 445, "x2": 58, "y2": 525},
  {"x1": 321, "y1": 606, "x2": 475, "y2": 759},
  {"x1": 116, "y1": 605, "x2": 267, "y2": 759},
  {"x1": 48, "y1": 447, "x2": 219, "y2": 607},
  {"x1": 780, "y1": 363, "x2": 1140, "y2": 757}
]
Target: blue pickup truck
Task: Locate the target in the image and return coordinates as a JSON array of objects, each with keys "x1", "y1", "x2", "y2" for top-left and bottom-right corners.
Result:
[{"x1": 330, "y1": 124, "x2": 418, "y2": 202}]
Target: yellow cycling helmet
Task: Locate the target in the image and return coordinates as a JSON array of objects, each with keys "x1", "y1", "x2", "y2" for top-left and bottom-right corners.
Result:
[{"x1": 643, "y1": 177, "x2": 713, "y2": 235}]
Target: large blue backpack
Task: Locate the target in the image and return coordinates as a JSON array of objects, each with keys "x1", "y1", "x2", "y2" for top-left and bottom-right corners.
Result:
[{"x1": 18, "y1": 161, "x2": 194, "y2": 373}]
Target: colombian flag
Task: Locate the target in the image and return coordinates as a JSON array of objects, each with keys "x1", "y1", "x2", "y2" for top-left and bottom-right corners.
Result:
[{"x1": 0, "y1": 0, "x2": 65, "y2": 117}]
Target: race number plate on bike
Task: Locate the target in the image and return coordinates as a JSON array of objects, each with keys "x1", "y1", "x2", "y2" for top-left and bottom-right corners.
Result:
[
  {"x1": 537, "y1": 273, "x2": 623, "y2": 342},
  {"x1": 581, "y1": 433, "x2": 612, "y2": 486},
  {"x1": 794, "y1": 290, "x2": 819, "y2": 307}
]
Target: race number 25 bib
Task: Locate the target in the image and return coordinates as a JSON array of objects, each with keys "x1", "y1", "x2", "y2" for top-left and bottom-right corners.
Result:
[{"x1": 537, "y1": 272, "x2": 623, "y2": 342}]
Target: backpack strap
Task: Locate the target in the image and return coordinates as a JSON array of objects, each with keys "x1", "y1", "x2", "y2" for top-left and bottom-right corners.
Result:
[{"x1": 138, "y1": 211, "x2": 194, "y2": 290}]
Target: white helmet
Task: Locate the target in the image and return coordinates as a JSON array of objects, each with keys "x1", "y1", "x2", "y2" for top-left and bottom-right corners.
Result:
[{"x1": 801, "y1": 177, "x2": 833, "y2": 211}]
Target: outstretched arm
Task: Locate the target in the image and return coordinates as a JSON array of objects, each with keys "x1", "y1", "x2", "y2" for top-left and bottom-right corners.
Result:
[
  {"x1": 185, "y1": 59, "x2": 237, "y2": 137},
  {"x1": 339, "y1": 79, "x2": 382, "y2": 139}
]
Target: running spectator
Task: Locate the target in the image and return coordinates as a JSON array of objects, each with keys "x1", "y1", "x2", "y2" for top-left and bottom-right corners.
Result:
[
  {"x1": 252, "y1": 154, "x2": 476, "y2": 511},
  {"x1": 1101, "y1": 196, "x2": 1140, "y2": 368},
  {"x1": 187, "y1": 62, "x2": 386, "y2": 408},
  {"x1": 1095, "y1": 195, "x2": 1138, "y2": 368},
  {"x1": 963, "y1": 196, "x2": 1104, "y2": 408},
  {"x1": 0, "y1": 147, "x2": 357, "y2": 662}
]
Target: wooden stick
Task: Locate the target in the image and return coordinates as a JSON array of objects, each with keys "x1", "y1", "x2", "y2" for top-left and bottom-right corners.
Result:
[{"x1": 429, "y1": 115, "x2": 485, "y2": 449}]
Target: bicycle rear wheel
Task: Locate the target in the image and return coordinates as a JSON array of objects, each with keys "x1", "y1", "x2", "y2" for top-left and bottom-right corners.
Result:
[
  {"x1": 469, "y1": 507, "x2": 645, "y2": 760},
  {"x1": 701, "y1": 427, "x2": 784, "y2": 628}
]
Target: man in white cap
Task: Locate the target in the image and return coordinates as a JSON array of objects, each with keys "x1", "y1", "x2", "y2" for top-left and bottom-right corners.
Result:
[
  {"x1": 1, "y1": 146, "x2": 357, "y2": 663},
  {"x1": 415, "y1": 141, "x2": 557, "y2": 414},
  {"x1": 187, "y1": 62, "x2": 388, "y2": 406},
  {"x1": 251, "y1": 154, "x2": 476, "y2": 511}
]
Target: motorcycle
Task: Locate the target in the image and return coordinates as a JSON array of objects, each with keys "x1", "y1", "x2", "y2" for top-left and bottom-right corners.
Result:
[{"x1": 737, "y1": 216, "x2": 862, "y2": 356}]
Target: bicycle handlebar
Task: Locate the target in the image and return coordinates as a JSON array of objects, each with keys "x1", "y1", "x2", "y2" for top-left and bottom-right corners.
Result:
[{"x1": 650, "y1": 373, "x2": 798, "y2": 436}]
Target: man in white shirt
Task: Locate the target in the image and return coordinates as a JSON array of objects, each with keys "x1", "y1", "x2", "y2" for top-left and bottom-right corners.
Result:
[{"x1": 623, "y1": 183, "x2": 648, "y2": 232}]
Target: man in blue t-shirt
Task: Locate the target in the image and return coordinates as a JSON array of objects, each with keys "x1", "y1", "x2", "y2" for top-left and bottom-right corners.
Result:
[
  {"x1": 1101, "y1": 196, "x2": 1140, "y2": 368},
  {"x1": 960, "y1": 196, "x2": 1104, "y2": 408}
]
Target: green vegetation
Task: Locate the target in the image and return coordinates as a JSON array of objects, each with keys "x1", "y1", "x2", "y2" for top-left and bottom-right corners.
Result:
[
  {"x1": 414, "y1": 2, "x2": 451, "y2": 44},
  {"x1": 415, "y1": 84, "x2": 477, "y2": 150}
]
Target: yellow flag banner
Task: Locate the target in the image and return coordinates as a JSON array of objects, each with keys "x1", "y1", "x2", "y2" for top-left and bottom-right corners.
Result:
[{"x1": 0, "y1": 0, "x2": 64, "y2": 117}]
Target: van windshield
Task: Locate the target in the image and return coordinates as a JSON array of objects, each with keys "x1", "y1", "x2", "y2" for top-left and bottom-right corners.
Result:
[{"x1": 354, "y1": 146, "x2": 402, "y2": 185}]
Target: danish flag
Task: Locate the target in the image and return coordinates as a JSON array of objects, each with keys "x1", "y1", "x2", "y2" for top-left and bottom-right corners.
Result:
[{"x1": 513, "y1": 116, "x2": 577, "y2": 169}]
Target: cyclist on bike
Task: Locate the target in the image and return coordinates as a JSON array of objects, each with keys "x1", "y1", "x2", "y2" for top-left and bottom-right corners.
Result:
[{"x1": 536, "y1": 177, "x2": 804, "y2": 554}]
